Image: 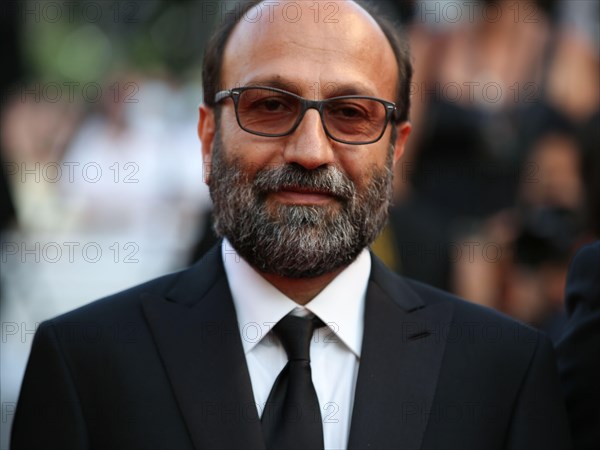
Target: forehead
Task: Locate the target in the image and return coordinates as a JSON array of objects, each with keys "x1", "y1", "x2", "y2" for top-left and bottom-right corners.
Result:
[{"x1": 221, "y1": 0, "x2": 399, "y2": 100}]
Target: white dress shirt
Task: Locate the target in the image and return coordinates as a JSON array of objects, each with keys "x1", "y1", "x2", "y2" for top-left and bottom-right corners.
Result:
[{"x1": 222, "y1": 238, "x2": 370, "y2": 449}]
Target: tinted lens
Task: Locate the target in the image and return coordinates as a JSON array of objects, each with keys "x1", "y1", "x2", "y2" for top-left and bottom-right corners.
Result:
[
  {"x1": 237, "y1": 88, "x2": 301, "y2": 135},
  {"x1": 323, "y1": 98, "x2": 387, "y2": 143},
  {"x1": 233, "y1": 87, "x2": 390, "y2": 143}
]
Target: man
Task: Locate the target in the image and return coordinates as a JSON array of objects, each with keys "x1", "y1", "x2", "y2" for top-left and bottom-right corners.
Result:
[
  {"x1": 12, "y1": 1, "x2": 571, "y2": 449},
  {"x1": 557, "y1": 241, "x2": 600, "y2": 450}
]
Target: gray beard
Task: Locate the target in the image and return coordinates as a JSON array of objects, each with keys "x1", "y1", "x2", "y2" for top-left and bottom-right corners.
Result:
[{"x1": 208, "y1": 134, "x2": 394, "y2": 278}]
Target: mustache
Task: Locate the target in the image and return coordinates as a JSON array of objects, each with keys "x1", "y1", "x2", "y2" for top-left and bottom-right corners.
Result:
[{"x1": 252, "y1": 164, "x2": 355, "y2": 200}]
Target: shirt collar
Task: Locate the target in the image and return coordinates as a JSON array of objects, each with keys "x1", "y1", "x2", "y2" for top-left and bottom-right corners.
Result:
[{"x1": 222, "y1": 238, "x2": 369, "y2": 358}]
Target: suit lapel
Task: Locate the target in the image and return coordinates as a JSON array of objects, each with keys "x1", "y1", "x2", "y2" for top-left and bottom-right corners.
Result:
[
  {"x1": 141, "y1": 245, "x2": 451, "y2": 449},
  {"x1": 141, "y1": 245, "x2": 265, "y2": 450},
  {"x1": 348, "y1": 256, "x2": 454, "y2": 450}
]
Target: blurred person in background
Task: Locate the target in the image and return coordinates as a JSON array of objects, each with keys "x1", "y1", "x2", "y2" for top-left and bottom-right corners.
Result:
[
  {"x1": 0, "y1": 1, "x2": 20, "y2": 233},
  {"x1": 405, "y1": 0, "x2": 598, "y2": 218},
  {"x1": 1, "y1": 90, "x2": 84, "y2": 231},
  {"x1": 1, "y1": 2, "x2": 213, "y2": 447},
  {"x1": 502, "y1": 130, "x2": 586, "y2": 341},
  {"x1": 557, "y1": 241, "x2": 600, "y2": 450},
  {"x1": 403, "y1": 0, "x2": 597, "y2": 338},
  {"x1": 504, "y1": 207, "x2": 584, "y2": 342},
  {"x1": 451, "y1": 127, "x2": 589, "y2": 334},
  {"x1": 406, "y1": 0, "x2": 555, "y2": 223},
  {"x1": 577, "y1": 110, "x2": 600, "y2": 238}
]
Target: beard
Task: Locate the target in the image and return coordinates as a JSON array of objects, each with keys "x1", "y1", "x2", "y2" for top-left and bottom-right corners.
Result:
[{"x1": 208, "y1": 133, "x2": 394, "y2": 278}]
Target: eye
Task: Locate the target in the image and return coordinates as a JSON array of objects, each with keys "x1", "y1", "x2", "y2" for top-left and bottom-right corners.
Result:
[
  {"x1": 260, "y1": 98, "x2": 288, "y2": 112},
  {"x1": 238, "y1": 89, "x2": 298, "y2": 116},
  {"x1": 340, "y1": 107, "x2": 363, "y2": 118},
  {"x1": 250, "y1": 94, "x2": 296, "y2": 114},
  {"x1": 327, "y1": 102, "x2": 369, "y2": 120}
]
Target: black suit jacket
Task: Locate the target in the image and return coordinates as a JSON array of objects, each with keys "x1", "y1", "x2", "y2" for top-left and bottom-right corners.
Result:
[
  {"x1": 12, "y1": 246, "x2": 571, "y2": 449},
  {"x1": 557, "y1": 241, "x2": 600, "y2": 450}
]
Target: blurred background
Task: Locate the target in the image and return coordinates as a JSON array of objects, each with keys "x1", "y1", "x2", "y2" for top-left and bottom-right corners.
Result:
[{"x1": 1, "y1": 0, "x2": 598, "y2": 446}]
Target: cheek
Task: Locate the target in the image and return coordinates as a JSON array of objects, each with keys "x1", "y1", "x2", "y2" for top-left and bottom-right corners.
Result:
[
  {"x1": 220, "y1": 129, "x2": 285, "y2": 176},
  {"x1": 220, "y1": 114, "x2": 242, "y2": 143},
  {"x1": 337, "y1": 145, "x2": 391, "y2": 188}
]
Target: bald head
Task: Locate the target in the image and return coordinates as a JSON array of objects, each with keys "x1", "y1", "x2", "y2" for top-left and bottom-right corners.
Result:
[
  {"x1": 227, "y1": 0, "x2": 391, "y2": 62},
  {"x1": 202, "y1": 0, "x2": 412, "y2": 121},
  {"x1": 222, "y1": 1, "x2": 397, "y2": 101}
]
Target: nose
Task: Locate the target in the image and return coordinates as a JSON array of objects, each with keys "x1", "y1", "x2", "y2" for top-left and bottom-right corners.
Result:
[{"x1": 282, "y1": 108, "x2": 335, "y2": 170}]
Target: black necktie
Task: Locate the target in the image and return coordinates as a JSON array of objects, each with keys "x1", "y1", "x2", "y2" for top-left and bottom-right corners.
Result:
[{"x1": 261, "y1": 315, "x2": 325, "y2": 450}]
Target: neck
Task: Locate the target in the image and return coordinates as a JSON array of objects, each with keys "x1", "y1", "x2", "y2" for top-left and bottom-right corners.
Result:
[{"x1": 259, "y1": 267, "x2": 346, "y2": 305}]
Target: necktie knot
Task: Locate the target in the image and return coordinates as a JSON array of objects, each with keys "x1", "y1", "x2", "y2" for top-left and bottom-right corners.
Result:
[{"x1": 274, "y1": 315, "x2": 325, "y2": 362}]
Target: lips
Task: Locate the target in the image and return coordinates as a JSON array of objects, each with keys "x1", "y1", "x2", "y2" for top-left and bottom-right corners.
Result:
[
  {"x1": 282, "y1": 186, "x2": 336, "y2": 195},
  {"x1": 271, "y1": 186, "x2": 336, "y2": 204}
]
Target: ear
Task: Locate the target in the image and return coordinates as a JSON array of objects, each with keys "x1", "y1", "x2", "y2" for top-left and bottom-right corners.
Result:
[
  {"x1": 198, "y1": 104, "x2": 216, "y2": 184},
  {"x1": 391, "y1": 121, "x2": 412, "y2": 168}
]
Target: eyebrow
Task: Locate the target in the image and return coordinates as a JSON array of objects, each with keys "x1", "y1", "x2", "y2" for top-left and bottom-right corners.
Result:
[
  {"x1": 242, "y1": 78, "x2": 302, "y2": 95},
  {"x1": 240, "y1": 77, "x2": 379, "y2": 99}
]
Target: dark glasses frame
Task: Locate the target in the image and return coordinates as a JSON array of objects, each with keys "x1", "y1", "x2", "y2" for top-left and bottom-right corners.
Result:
[{"x1": 214, "y1": 86, "x2": 399, "y2": 145}]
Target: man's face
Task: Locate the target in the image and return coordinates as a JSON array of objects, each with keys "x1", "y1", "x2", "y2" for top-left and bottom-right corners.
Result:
[{"x1": 199, "y1": 1, "x2": 411, "y2": 278}]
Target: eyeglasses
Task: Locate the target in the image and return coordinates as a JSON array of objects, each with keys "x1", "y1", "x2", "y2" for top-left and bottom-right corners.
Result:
[{"x1": 214, "y1": 86, "x2": 399, "y2": 145}]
